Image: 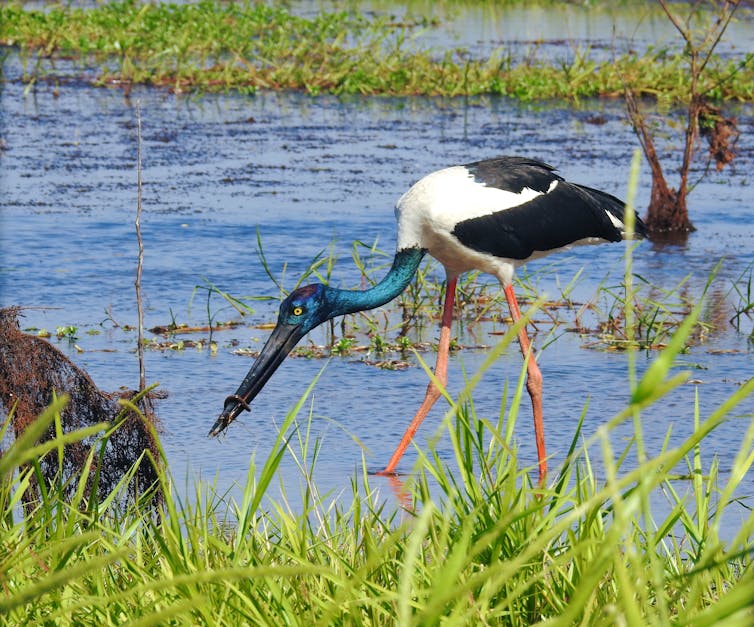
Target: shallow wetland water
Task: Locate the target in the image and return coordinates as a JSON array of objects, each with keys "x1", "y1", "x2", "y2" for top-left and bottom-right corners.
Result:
[{"x1": 1, "y1": 11, "x2": 753, "y2": 526}]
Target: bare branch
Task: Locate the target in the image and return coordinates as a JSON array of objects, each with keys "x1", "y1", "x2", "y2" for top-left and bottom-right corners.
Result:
[
  {"x1": 657, "y1": 0, "x2": 691, "y2": 44},
  {"x1": 697, "y1": 0, "x2": 740, "y2": 77},
  {"x1": 135, "y1": 100, "x2": 146, "y2": 393}
]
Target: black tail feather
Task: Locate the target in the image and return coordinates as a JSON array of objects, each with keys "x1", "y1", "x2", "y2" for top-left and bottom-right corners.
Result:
[{"x1": 578, "y1": 184, "x2": 648, "y2": 239}]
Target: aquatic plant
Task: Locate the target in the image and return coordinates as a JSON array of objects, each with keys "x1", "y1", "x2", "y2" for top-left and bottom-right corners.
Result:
[
  {"x1": 624, "y1": 0, "x2": 745, "y2": 234},
  {"x1": 728, "y1": 260, "x2": 753, "y2": 325},
  {"x1": 205, "y1": 222, "x2": 729, "y2": 363},
  {"x1": 1, "y1": 1, "x2": 752, "y2": 102}
]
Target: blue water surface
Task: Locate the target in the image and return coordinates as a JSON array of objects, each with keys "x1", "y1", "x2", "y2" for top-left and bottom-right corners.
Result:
[{"x1": 1, "y1": 49, "x2": 752, "y2": 533}]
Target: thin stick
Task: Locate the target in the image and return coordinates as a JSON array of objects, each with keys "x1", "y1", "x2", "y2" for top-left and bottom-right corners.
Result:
[{"x1": 135, "y1": 100, "x2": 146, "y2": 392}]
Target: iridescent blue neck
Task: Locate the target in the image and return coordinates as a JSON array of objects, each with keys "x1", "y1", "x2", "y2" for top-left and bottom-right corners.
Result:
[{"x1": 327, "y1": 247, "x2": 425, "y2": 316}]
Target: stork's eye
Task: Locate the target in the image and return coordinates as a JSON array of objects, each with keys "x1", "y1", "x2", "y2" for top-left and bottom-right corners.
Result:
[{"x1": 292, "y1": 306, "x2": 304, "y2": 316}]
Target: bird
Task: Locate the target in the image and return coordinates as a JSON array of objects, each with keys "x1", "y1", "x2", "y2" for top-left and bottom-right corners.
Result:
[{"x1": 209, "y1": 156, "x2": 647, "y2": 484}]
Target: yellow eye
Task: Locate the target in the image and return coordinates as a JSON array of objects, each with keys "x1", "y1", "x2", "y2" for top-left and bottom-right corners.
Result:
[{"x1": 292, "y1": 307, "x2": 303, "y2": 316}]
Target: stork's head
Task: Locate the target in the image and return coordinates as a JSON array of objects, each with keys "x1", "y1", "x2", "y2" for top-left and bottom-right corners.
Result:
[
  {"x1": 275, "y1": 283, "x2": 333, "y2": 333},
  {"x1": 208, "y1": 283, "x2": 334, "y2": 436}
]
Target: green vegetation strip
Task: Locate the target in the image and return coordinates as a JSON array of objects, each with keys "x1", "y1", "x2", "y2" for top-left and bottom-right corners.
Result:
[{"x1": 1, "y1": 1, "x2": 753, "y2": 100}]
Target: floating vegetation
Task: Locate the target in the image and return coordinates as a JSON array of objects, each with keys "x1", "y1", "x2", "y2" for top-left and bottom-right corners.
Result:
[
  {"x1": 1, "y1": 1, "x2": 752, "y2": 101},
  {"x1": 52, "y1": 233, "x2": 738, "y2": 362},
  {"x1": 214, "y1": 238, "x2": 730, "y2": 358}
]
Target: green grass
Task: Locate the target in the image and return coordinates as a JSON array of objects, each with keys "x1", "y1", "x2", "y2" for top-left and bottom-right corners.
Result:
[
  {"x1": 729, "y1": 262, "x2": 754, "y2": 340},
  {"x1": 2, "y1": 280, "x2": 754, "y2": 623},
  {"x1": 1, "y1": 1, "x2": 752, "y2": 101}
]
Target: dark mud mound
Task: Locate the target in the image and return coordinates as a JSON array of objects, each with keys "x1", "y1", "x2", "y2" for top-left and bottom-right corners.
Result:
[{"x1": 0, "y1": 308, "x2": 161, "y2": 505}]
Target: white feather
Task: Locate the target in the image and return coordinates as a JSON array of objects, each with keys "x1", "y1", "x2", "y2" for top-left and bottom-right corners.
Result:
[
  {"x1": 395, "y1": 165, "x2": 549, "y2": 251},
  {"x1": 605, "y1": 210, "x2": 625, "y2": 230},
  {"x1": 393, "y1": 163, "x2": 619, "y2": 288}
]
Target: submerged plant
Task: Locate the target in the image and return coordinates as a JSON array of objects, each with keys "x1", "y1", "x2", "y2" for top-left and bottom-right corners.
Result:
[{"x1": 729, "y1": 261, "x2": 754, "y2": 338}]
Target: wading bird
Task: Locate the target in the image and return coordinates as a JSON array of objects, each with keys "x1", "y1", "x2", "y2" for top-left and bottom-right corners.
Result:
[{"x1": 209, "y1": 156, "x2": 647, "y2": 483}]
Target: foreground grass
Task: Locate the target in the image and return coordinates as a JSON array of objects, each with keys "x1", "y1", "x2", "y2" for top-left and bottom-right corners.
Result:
[
  {"x1": 1, "y1": 1, "x2": 753, "y2": 101},
  {"x1": 2, "y1": 299, "x2": 753, "y2": 624}
]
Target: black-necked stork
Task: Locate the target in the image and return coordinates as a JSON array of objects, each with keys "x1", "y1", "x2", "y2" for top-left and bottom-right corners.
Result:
[{"x1": 210, "y1": 156, "x2": 647, "y2": 484}]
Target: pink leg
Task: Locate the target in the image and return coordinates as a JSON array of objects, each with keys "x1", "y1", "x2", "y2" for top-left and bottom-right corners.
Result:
[
  {"x1": 378, "y1": 276, "x2": 458, "y2": 475},
  {"x1": 504, "y1": 284, "x2": 547, "y2": 485}
]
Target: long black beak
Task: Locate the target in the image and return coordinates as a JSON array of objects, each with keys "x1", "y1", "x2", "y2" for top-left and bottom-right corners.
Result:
[{"x1": 208, "y1": 321, "x2": 306, "y2": 437}]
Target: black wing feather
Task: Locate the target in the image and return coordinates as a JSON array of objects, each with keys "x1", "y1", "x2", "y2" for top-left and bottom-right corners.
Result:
[
  {"x1": 452, "y1": 181, "x2": 640, "y2": 260},
  {"x1": 465, "y1": 156, "x2": 562, "y2": 194}
]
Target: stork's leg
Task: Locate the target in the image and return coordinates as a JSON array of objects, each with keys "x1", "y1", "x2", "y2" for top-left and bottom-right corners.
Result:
[
  {"x1": 378, "y1": 276, "x2": 458, "y2": 476},
  {"x1": 504, "y1": 284, "x2": 547, "y2": 485}
]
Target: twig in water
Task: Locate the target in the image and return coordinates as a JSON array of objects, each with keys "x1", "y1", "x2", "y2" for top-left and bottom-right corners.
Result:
[{"x1": 135, "y1": 100, "x2": 146, "y2": 392}]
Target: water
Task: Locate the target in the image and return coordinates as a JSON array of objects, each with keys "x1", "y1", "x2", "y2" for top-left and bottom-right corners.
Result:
[
  {"x1": 302, "y1": 0, "x2": 754, "y2": 61},
  {"x1": 1, "y1": 47, "x2": 753, "y2": 526}
]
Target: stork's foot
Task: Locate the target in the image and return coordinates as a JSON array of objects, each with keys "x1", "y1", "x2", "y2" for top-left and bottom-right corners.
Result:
[{"x1": 372, "y1": 468, "x2": 401, "y2": 477}]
